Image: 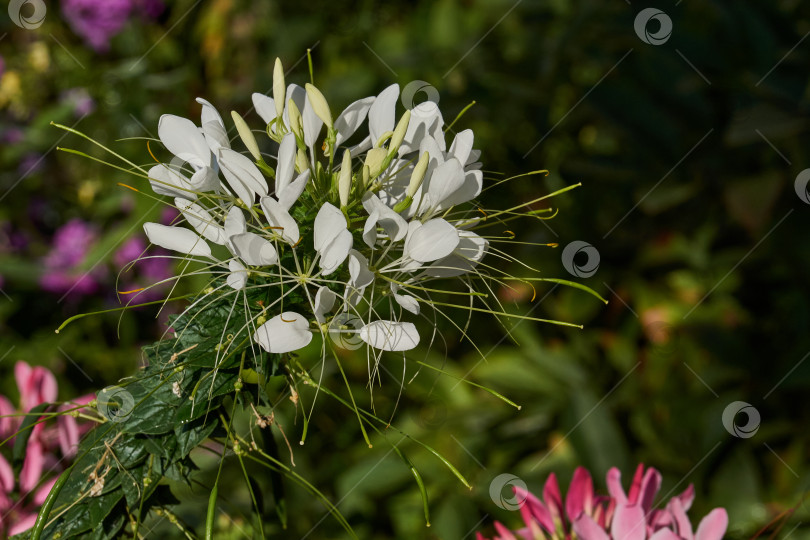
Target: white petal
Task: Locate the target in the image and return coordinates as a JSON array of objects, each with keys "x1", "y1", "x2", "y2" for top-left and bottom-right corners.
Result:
[
  {"x1": 400, "y1": 101, "x2": 444, "y2": 154},
  {"x1": 260, "y1": 196, "x2": 299, "y2": 245},
  {"x1": 277, "y1": 169, "x2": 310, "y2": 211},
  {"x1": 448, "y1": 129, "x2": 474, "y2": 166},
  {"x1": 426, "y1": 157, "x2": 465, "y2": 208},
  {"x1": 175, "y1": 198, "x2": 225, "y2": 244},
  {"x1": 189, "y1": 166, "x2": 221, "y2": 193},
  {"x1": 362, "y1": 210, "x2": 379, "y2": 248},
  {"x1": 313, "y1": 202, "x2": 346, "y2": 252},
  {"x1": 348, "y1": 249, "x2": 374, "y2": 289},
  {"x1": 319, "y1": 229, "x2": 352, "y2": 275},
  {"x1": 314, "y1": 286, "x2": 337, "y2": 323},
  {"x1": 217, "y1": 148, "x2": 269, "y2": 204},
  {"x1": 230, "y1": 232, "x2": 278, "y2": 266},
  {"x1": 426, "y1": 230, "x2": 488, "y2": 277},
  {"x1": 440, "y1": 169, "x2": 482, "y2": 208},
  {"x1": 253, "y1": 312, "x2": 313, "y2": 354},
  {"x1": 225, "y1": 206, "x2": 246, "y2": 238},
  {"x1": 302, "y1": 96, "x2": 324, "y2": 149},
  {"x1": 393, "y1": 292, "x2": 420, "y2": 315},
  {"x1": 404, "y1": 218, "x2": 459, "y2": 263},
  {"x1": 158, "y1": 114, "x2": 211, "y2": 168},
  {"x1": 252, "y1": 93, "x2": 277, "y2": 126},
  {"x1": 369, "y1": 84, "x2": 399, "y2": 145},
  {"x1": 227, "y1": 259, "x2": 248, "y2": 290},
  {"x1": 275, "y1": 133, "x2": 296, "y2": 195},
  {"x1": 283, "y1": 84, "x2": 306, "y2": 129},
  {"x1": 361, "y1": 193, "x2": 407, "y2": 242},
  {"x1": 143, "y1": 222, "x2": 212, "y2": 258},
  {"x1": 335, "y1": 96, "x2": 375, "y2": 146},
  {"x1": 359, "y1": 320, "x2": 420, "y2": 352},
  {"x1": 148, "y1": 164, "x2": 194, "y2": 198},
  {"x1": 196, "y1": 98, "x2": 230, "y2": 152}
]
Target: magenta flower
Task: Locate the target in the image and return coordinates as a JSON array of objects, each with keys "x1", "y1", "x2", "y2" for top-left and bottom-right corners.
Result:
[
  {"x1": 40, "y1": 218, "x2": 107, "y2": 296},
  {"x1": 478, "y1": 465, "x2": 728, "y2": 540},
  {"x1": 0, "y1": 362, "x2": 93, "y2": 536}
]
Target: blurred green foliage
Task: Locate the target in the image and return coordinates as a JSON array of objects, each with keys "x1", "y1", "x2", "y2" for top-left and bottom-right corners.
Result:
[{"x1": 1, "y1": 0, "x2": 809, "y2": 538}]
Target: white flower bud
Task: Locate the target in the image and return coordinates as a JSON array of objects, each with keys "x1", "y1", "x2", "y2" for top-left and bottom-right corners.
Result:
[
  {"x1": 295, "y1": 148, "x2": 308, "y2": 174},
  {"x1": 305, "y1": 83, "x2": 333, "y2": 129},
  {"x1": 273, "y1": 58, "x2": 285, "y2": 121},
  {"x1": 287, "y1": 98, "x2": 303, "y2": 139},
  {"x1": 406, "y1": 152, "x2": 429, "y2": 198},
  {"x1": 231, "y1": 111, "x2": 262, "y2": 161},
  {"x1": 339, "y1": 150, "x2": 352, "y2": 208}
]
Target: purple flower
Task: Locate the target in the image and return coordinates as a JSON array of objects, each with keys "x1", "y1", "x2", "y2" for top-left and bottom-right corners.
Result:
[
  {"x1": 61, "y1": 0, "x2": 133, "y2": 52},
  {"x1": 114, "y1": 235, "x2": 172, "y2": 302},
  {"x1": 61, "y1": 88, "x2": 95, "y2": 117},
  {"x1": 40, "y1": 219, "x2": 106, "y2": 296},
  {"x1": 19, "y1": 153, "x2": 43, "y2": 177}
]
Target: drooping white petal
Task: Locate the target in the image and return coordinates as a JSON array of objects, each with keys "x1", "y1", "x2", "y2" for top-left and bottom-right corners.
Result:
[
  {"x1": 230, "y1": 232, "x2": 278, "y2": 266},
  {"x1": 143, "y1": 222, "x2": 212, "y2": 258},
  {"x1": 348, "y1": 250, "x2": 374, "y2": 289},
  {"x1": 196, "y1": 98, "x2": 230, "y2": 152},
  {"x1": 148, "y1": 164, "x2": 195, "y2": 199},
  {"x1": 359, "y1": 320, "x2": 420, "y2": 352},
  {"x1": 277, "y1": 169, "x2": 310, "y2": 211},
  {"x1": 426, "y1": 230, "x2": 488, "y2": 277},
  {"x1": 224, "y1": 206, "x2": 246, "y2": 238},
  {"x1": 158, "y1": 114, "x2": 211, "y2": 169},
  {"x1": 400, "y1": 100, "x2": 445, "y2": 154},
  {"x1": 404, "y1": 218, "x2": 459, "y2": 263},
  {"x1": 426, "y1": 157, "x2": 465, "y2": 209},
  {"x1": 361, "y1": 193, "x2": 408, "y2": 242},
  {"x1": 440, "y1": 169, "x2": 483, "y2": 208},
  {"x1": 175, "y1": 198, "x2": 225, "y2": 244},
  {"x1": 227, "y1": 259, "x2": 248, "y2": 290},
  {"x1": 217, "y1": 148, "x2": 269, "y2": 204},
  {"x1": 313, "y1": 202, "x2": 346, "y2": 251},
  {"x1": 369, "y1": 84, "x2": 399, "y2": 145},
  {"x1": 319, "y1": 229, "x2": 352, "y2": 275},
  {"x1": 275, "y1": 133, "x2": 296, "y2": 196},
  {"x1": 253, "y1": 312, "x2": 313, "y2": 354},
  {"x1": 260, "y1": 196, "x2": 299, "y2": 245},
  {"x1": 334, "y1": 96, "x2": 375, "y2": 146},
  {"x1": 393, "y1": 289, "x2": 420, "y2": 315},
  {"x1": 252, "y1": 93, "x2": 277, "y2": 126},
  {"x1": 314, "y1": 286, "x2": 337, "y2": 323},
  {"x1": 362, "y1": 210, "x2": 380, "y2": 247}
]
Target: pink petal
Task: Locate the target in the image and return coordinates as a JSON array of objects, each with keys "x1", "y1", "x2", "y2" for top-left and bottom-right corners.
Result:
[
  {"x1": 0, "y1": 453, "x2": 14, "y2": 493},
  {"x1": 694, "y1": 509, "x2": 728, "y2": 540},
  {"x1": 566, "y1": 466, "x2": 595, "y2": 520},
  {"x1": 0, "y1": 395, "x2": 16, "y2": 440},
  {"x1": 676, "y1": 484, "x2": 695, "y2": 512},
  {"x1": 9, "y1": 512, "x2": 38, "y2": 535},
  {"x1": 57, "y1": 412, "x2": 79, "y2": 458},
  {"x1": 573, "y1": 514, "x2": 610, "y2": 540},
  {"x1": 515, "y1": 485, "x2": 554, "y2": 532},
  {"x1": 476, "y1": 533, "x2": 488, "y2": 540},
  {"x1": 627, "y1": 464, "x2": 646, "y2": 505},
  {"x1": 33, "y1": 475, "x2": 59, "y2": 505},
  {"x1": 638, "y1": 467, "x2": 662, "y2": 513},
  {"x1": 543, "y1": 473, "x2": 564, "y2": 524},
  {"x1": 494, "y1": 521, "x2": 518, "y2": 540},
  {"x1": 610, "y1": 504, "x2": 647, "y2": 540},
  {"x1": 19, "y1": 439, "x2": 45, "y2": 495},
  {"x1": 14, "y1": 361, "x2": 33, "y2": 408},
  {"x1": 669, "y1": 498, "x2": 695, "y2": 540},
  {"x1": 32, "y1": 366, "x2": 58, "y2": 404},
  {"x1": 606, "y1": 467, "x2": 628, "y2": 504},
  {"x1": 649, "y1": 529, "x2": 682, "y2": 540}
]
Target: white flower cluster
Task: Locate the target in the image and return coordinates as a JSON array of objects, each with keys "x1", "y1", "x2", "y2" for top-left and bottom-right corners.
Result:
[{"x1": 142, "y1": 58, "x2": 488, "y2": 356}]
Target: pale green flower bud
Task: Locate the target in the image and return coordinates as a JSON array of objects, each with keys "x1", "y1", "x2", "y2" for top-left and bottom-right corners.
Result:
[
  {"x1": 364, "y1": 148, "x2": 387, "y2": 178},
  {"x1": 389, "y1": 110, "x2": 411, "y2": 153},
  {"x1": 231, "y1": 111, "x2": 262, "y2": 161},
  {"x1": 406, "y1": 152, "x2": 429, "y2": 198},
  {"x1": 273, "y1": 58, "x2": 285, "y2": 121},
  {"x1": 339, "y1": 149, "x2": 352, "y2": 208},
  {"x1": 362, "y1": 164, "x2": 370, "y2": 188},
  {"x1": 287, "y1": 98, "x2": 303, "y2": 139},
  {"x1": 305, "y1": 83, "x2": 333, "y2": 129},
  {"x1": 295, "y1": 148, "x2": 308, "y2": 173}
]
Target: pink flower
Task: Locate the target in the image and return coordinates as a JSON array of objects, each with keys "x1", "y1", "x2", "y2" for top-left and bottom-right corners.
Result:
[{"x1": 479, "y1": 465, "x2": 728, "y2": 540}]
